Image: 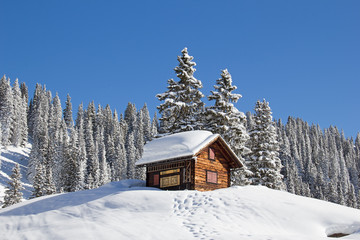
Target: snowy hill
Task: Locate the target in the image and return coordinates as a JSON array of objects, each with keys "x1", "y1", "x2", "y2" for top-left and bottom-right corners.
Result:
[
  {"x1": 0, "y1": 180, "x2": 359, "y2": 240},
  {"x1": 0, "y1": 144, "x2": 33, "y2": 202}
]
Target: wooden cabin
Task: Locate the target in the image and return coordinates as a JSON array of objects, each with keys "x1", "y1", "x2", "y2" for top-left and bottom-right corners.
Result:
[{"x1": 135, "y1": 130, "x2": 243, "y2": 191}]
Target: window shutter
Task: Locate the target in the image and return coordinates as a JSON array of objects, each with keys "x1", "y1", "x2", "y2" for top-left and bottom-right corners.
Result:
[
  {"x1": 209, "y1": 148, "x2": 215, "y2": 160},
  {"x1": 153, "y1": 174, "x2": 159, "y2": 185}
]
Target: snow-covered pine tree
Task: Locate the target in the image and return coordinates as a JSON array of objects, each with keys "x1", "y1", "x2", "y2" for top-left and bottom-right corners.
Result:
[
  {"x1": 48, "y1": 94, "x2": 64, "y2": 189},
  {"x1": 205, "y1": 69, "x2": 249, "y2": 153},
  {"x1": 114, "y1": 115, "x2": 127, "y2": 180},
  {"x1": 0, "y1": 75, "x2": 14, "y2": 146},
  {"x1": 141, "y1": 103, "x2": 152, "y2": 142},
  {"x1": 246, "y1": 99, "x2": 284, "y2": 190},
  {"x1": 28, "y1": 83, "x2": 43, "y2": 138},
  {"x1": 74, "y1": 103, "x2": 87, "y2": 190},
  {"x1": 124, "y1": 102, "x2": 137, "y2": 134},
  {"x1": 31, "y1": 162, "x2": 46, "y2": 198},
  {"x1": 204, "y1": 69, "x2": 250, "y2": 185},
  {"x1": 84, "y1": 105, "x2": 99, "y2": 189},
  {"x1": 61, "y1": 126, "x2": 79, "y2": 192},
  {"x1": 2, "y1": 163, "x2": 23, "y2": 208},
  {"x1": 96, "y1": 125, "x2": 110, "y2": 186},
  {"x1": 126, "y1": 131, "x2": 136, "y2": 179},
  {"x1": 20, "y1": 82, "x2": 28, "y2": 102},
  {"x1": 11, "y1": 79, "x2": 25, "y2": 147},
  {"x1": 27, "y1": 86, "x2": 50, "y2": 183},
  {"x1": 63, "y1": 94, "x2": 74, "y2": 130},
  {"x1": 151, "y1": 112, "x2": 159, "y2": 137},
  {"x1": 135, "y1": 110, "x2": 146, "y2": 180},
  {"x1": 157, "y1": 48, "x2": 204, "y2": 134}
]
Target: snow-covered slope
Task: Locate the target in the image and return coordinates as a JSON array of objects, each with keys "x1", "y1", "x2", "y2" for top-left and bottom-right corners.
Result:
[
  {"x1": 0, "y1": 144, "x2": 32, "y2": 202},
  {"x1": 0, "y1": 180, "x2": 359, "y2": 240}
]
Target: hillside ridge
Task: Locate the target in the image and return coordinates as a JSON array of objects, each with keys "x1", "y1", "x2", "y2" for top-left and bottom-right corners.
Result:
[{"x1": 1, "y1": 180, "x2": 360, "y2": 240}]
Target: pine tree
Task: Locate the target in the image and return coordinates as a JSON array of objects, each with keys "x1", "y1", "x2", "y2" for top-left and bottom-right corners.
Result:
[
  {"x1": 0, "y1": 75, "x2": 14, "y2": 146},
  {"x1": 205, "y1": 69, "x2": 249, "y2": 155},
  {"x1": 141, "y1": 104, "x2": 152, "y2": 142},
  {"x1": 31, "y1": 162, "x2": 46, "y2": 198},
  {"x1": 84, "y1": 107, "x2": 99, "y2": 189},
  {"x1": 11, "y1": 79, "x2": 25, "y2": 147},
  {"x1": 96, "y1": 125, "x2": 110, "y2": 185},
  {"x1": 3, "y1": 164, "x2": 23, "y2": 207},
  {"x1": 126, "y1": 131, "x2": 136, "y2": 179},
  {"x1": 151, "y1": 112, "x2": 159, "y2": 137},
  {"x1": 75, "y1": 104, "x2": 87, "y2": 190},
  {"x1": 61, "y1": 126, "x2": 79, "y2": 192},
  {"x1": 27, "y1": 87, "x2": 50, "y2": 183},
  {"x1": 135, "y1": 111, "x2": 146, "y2": 180},
  {"x1": 63, "y1": 94, "x2": 74, "y2": 130},
  {"x1": 43, "y1": 161, "x2": 56, "y2": 195},
  {"x1": 124, "y1": 102, "x2": 137, "y2": 133},
  {"x1": 157, "y1": 48, "x2": 204, "y2": 133},
  {"x1": 246, "y1": 99, "x2": 284, "y2": 190},
  {"x1": 204, "y1": 69, "x2": 250, "y2": 185}
]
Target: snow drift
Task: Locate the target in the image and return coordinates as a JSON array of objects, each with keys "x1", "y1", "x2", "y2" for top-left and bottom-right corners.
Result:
[{"x1": 0, "y1": 180, "x2": 360, "y2": 240}]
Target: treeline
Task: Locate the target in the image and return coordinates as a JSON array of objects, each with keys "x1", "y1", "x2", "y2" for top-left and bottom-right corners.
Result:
[
  {"x1": 0, "y1": 75, "x2": 158, "y2": 199},
  {"x1": 273, "y1": 116, "x2": 360, "y2": 208},
  {"x1": 27, "y1": 84, "x2": 158, "y2": 196}
]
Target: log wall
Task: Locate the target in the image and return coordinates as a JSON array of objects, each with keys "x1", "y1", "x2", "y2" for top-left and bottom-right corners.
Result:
[{"x1": 194, "y1": 141, "x2": 231, "y2": 191}]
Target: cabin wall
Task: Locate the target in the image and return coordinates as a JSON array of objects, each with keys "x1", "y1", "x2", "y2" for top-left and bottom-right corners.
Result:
[
  {"x1": 194, "y1": 142, "x2": 231, "y2": 191},
  {"x1": 146, "y1": 159, "x2": 195, "y2": 190}
]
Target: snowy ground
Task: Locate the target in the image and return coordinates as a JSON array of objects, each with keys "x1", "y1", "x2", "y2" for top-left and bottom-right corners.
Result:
[
  {"x1": 0, "y1": 144, "x2": 32, "y2": 202},
  {"x1": 0, "y1": 180, "x2": 359, "y2": 240}
]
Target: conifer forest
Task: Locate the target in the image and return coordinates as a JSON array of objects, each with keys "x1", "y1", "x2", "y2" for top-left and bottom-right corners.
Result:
[{"x1": 1, "y1": 48, "x2": 359, "y2": 209}]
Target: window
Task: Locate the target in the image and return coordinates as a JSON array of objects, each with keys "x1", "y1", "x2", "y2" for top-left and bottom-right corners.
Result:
[
  {"x1": 209, "y1": 147, "x2": 215, "y2": 160},
  {"x1": 206, "y1": 171, "x2": 217, "y2": 184},
  {"x1": 160, "y1": 175, "x2": 180, "y2": 188}
]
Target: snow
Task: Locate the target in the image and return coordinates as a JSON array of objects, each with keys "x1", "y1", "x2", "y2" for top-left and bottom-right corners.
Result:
[
  {"x1": 0, "y1": 144, "x2": 32, "y2": 202},
  {"x1": 136, "y1": 130, "x2": 219, "y2": 166},
  {"x1": 0, "y1": 180, "x2": 360, "y2": 240}
]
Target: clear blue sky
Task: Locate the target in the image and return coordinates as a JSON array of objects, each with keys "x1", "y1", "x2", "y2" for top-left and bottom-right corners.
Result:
[{"x1": 1, "y1": 1, "x2": 359, "y2": 138}]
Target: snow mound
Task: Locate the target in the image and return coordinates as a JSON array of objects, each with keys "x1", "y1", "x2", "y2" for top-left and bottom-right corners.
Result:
[
  {"x1": 326, "y1": 224, "x2": 360, "y2": 238},
  {"x1": 1, "y1": 181, "x2": 360, "y2": 240},
  {"x1": 136, "y1": 130, "x2": 218, "y2": 165}
]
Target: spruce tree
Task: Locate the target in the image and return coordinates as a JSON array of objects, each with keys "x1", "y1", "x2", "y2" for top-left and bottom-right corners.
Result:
[
  {"x1": 64, "y1": 94, "x2": 74, "y2": 129},
  {"x1": 11, "y1": 79, "x2": 24, "y2": 147},
  {"x1": 157, "y1": 47, "x2": 204, "y2": 133},
  {"x1": 84, "y1": 110, "x2": 99, "y2": 189},
  {"x1": 246, "y1": 99, "x2": 284, "y2": 190},
  {"x1": 141, "y1": 104, "x2": 152, "y2": 142},
  {"x1": 151, "y1": 112, "x2": 159, "y2": 137},
  {"x1": 3, "y1": 164, "x2": 23, "y2": 207},
  {"x1": 0, "y1": 75, "x2": 14, "y2": 145},
  {"x1": 75, "y1": 103, "x2": 87, "y2": 190},
  {"x1": 204, "y1": 69, "x2": 250, "y2": 185},
  {"x1": 31, "y1": 162, "x2": 46, "y2": 198},
  {"x1": 126, "y1": 131, "x2": 136, "y2": 179}
]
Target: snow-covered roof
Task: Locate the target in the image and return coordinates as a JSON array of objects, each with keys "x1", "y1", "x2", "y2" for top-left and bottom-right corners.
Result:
[{"x1": 136, "y1": 130, "x2": 242, "y2": 167}]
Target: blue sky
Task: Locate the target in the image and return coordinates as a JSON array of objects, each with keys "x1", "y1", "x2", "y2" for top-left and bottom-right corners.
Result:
[{"x1": 1, "y1": 1, "x2": 359, "y2": 137}]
